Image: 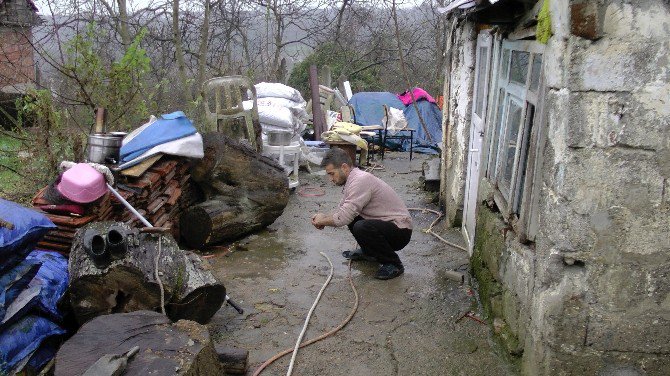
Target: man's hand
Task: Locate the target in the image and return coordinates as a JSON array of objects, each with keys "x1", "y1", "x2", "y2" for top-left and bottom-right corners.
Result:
[{"x1": 311, "y1": 213, "x2": 326, "y2": 230}]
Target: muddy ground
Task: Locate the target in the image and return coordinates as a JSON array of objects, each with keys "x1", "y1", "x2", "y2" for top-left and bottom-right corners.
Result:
[{"x1": 207, "y1": 152, "x2": 516, "y2": 376}]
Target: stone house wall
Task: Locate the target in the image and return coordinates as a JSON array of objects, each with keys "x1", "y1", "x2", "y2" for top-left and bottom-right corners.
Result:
[
  {"x1": 439, "y1": 19, "x2": 476, "y2": 227},
  {"x1": 441, "y1": 0, "x2": 670, "y2": 374}
]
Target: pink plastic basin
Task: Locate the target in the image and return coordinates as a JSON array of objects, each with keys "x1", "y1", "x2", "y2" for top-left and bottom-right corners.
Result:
[{"x1": 57, "y1": 163, "x2": 107, "y2": 203}]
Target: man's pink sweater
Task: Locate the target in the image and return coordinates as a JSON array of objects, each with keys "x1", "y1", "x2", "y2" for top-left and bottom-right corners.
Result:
[{"x1": 332, "y1": 168, "x2": 412, "y2": 229}]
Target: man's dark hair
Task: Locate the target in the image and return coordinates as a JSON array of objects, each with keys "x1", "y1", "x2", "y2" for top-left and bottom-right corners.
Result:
[{"x1": 321, "y1": 148, "x2": 353, "y2": 167}]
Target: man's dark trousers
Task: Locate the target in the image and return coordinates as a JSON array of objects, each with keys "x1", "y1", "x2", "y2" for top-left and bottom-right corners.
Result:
[{"x1": 348, "y1": 216, "x2": 412, "y2": 267}]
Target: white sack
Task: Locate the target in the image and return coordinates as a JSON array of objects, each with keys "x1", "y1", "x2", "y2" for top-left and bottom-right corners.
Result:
[
  {"x1": 257, "y1": 105, "x2": 296, "y2": 129},
  {"x1": 255, "y1": 82, "x2": 305, "y2": 103},
  {"x1": 382, "y1": 107, "x2": 408, "y2": 135},
  {"x1": 257, "y1": 97, "x2": 308, "y2": 121}
]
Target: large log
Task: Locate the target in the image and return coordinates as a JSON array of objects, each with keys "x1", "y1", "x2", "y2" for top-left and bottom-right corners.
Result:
[
  {"x1": 166, "y1": 251, "x2": 225, "y2": 323},
  {"x1": 68, "y1": 222, "x2": 225, "y2": 325},
  {"x1": 55, "y1": 311, "x2": 222, "y2": 376},
  {"x1": 180, "y1": 133, "x2": 290, "y2": 248}
]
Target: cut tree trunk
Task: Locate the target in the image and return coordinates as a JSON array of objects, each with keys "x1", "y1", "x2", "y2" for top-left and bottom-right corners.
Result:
[
  {"x1": 180, "y1": 133, "x2": 289, "y2": 248},
  {"x1": 68, "y1": 222, "x2": 225, "y2": 325},
  {"x1": 55, "y1": 311, "x2": 222, "y2": 376},
  {"x1": 166, "y1": 251, "x2": 225, "y2": 323}
]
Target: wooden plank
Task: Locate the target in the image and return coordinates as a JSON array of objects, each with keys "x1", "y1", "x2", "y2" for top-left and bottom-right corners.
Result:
[{"x1": 119, "y1": 154, "x2": 163, "y2": 178}]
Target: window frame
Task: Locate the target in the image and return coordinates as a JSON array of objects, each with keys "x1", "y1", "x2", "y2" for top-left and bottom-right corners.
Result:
[{"x1": 483, "y1": 39, "x2": 546, "y2": 242}]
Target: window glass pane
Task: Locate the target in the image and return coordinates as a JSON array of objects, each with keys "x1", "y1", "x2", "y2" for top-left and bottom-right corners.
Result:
[
  {"x1": 488, "y1": 88, "x2": 506, "y2": 180},
  {"x1": 530, "y1": 54, "x2": 543, "y2": 91},
  {"x1": 509, "y1": 50, "x2": 529, "y2": 85},
  {"x1": 515, "y1": 104, "x2": 535, "y2": 214},
  {"x1": 500, "y1": 49, "x2": 510, "y2": 79},
  {"x1": 501, "y1": 99, "x2": 523, "y2": 188},
  {"x1": 474, "y1": 46, "x2": 489, "y2": 116}
]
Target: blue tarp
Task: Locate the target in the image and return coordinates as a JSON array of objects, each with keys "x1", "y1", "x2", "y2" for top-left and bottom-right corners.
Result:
[
  {"x1": 120, "y1": 111, "x2": 197, "y2": 163},
  {"x1": 349, "y1": 92, "x2": 404, "y2": 127},
  {"x1": 348, "y1": 93, "x2": 442, "y2": 155},
  {"x1": 0, "y1": 315, "x2": 65, "y2": 374},
  {"x1": 401, "y1": 100, "x2": 442, "y2": 154},
  {"x1": 0, "y1": 199, "x2": 56, "y2": 273}
]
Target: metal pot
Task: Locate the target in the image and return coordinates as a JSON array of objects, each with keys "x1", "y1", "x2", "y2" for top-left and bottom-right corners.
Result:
[
  {"x1": 267, "y1": 130, "x2": 293, "y2": 146},
  {"x1": 87, "y1": 133, "x2": 125, "y2": 164}
]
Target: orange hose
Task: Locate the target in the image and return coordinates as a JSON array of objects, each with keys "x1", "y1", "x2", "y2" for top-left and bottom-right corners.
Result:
[{"x1": 252, "y1": 260, "x2": 359, "y2": 376}]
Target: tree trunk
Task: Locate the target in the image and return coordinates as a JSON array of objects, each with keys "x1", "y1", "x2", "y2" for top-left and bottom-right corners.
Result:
[
  {"x1": 173, "y1": 0, "x2": 192, "y2": 102},
  {"x1": 179, "y1": 133, "x2": 289, "y2": 248},
  {"x1": 67, "y1": 222, "x2": 225, "y2": 326},
  {"x1": 55, "y1": 311, "x2": 222, "y2": 376},
  {"x1": 196, "y1": 0, "x2": 211, "y2": 95},
  {"x1": 166, "y1": 251, "x2": 225, "y2": 324}
]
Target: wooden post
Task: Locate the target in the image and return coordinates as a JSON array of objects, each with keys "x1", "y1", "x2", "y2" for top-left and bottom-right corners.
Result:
[{"x1": 309, "y1": 65, "x2": 326, "y2": 141}]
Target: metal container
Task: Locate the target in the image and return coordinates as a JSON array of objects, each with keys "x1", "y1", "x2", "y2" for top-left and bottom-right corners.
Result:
[
  {"x1": 267, "y1": 130, "x2": 293, "y2": 146},
  {"x1": 87, "y1": 133, "x2": 125, "y2": 164}
]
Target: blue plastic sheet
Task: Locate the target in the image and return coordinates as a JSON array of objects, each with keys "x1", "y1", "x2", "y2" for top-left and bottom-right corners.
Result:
[
  {"x1": 0, "y1": 315, "x2": 66, "y2": 374},
  {"x1": 348, "y1": 92, "x2": 405, "y2": 127},
  {"x1": 0, "y1": 259, "x2": 42, "y2": 321},
  {"x1": 401, "y1": 100, "x2": 442, "y2": 154},
  {"x1": 120, "y1": 111, "x2": 197, "y2": 163},
  {"x1": 24, "y1": 250, "x2": 69, "y2": 321},
  {"x1": 0, "y1": 199, "x2": 56, "y2": 272}
]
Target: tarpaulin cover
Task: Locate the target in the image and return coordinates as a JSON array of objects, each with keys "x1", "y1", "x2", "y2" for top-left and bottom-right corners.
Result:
[
  {"x1": 0, "y1": 259, "x2": 42, "y2": 322},
  {"x1": 400, "y1": 100, "x2": 442, "y2": 154},
  {"x1": 4, "y1": 250, "x2": 69, "y2": 323},
  {"x1": 348, "y1": 92, "x2": 404, "y2": 127},
  {"x1": 0, "y1": 199, "x2": 55, "y2": 272},
  {"x1": 0, "y1": 315, "x2": 66, "y2": 374},
  {"x1": 120, "y1": 111, "x2": 198, "y2": 163}
]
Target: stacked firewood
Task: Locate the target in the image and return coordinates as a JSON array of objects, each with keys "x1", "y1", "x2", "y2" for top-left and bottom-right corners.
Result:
[
  {"x1": 32, "y1": 157, "x2": 200, "y2": 253},
  {"x1": 114, "y1": 158, "x2": 201, "y2": 237}
]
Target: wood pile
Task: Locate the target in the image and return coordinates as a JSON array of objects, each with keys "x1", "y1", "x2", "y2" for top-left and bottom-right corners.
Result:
[{"x1": 32, "y1": 157, "x2": 200, "y2": 253}]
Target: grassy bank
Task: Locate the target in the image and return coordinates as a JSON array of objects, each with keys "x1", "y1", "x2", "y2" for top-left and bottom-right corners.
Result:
[{"x1": 0, "y1": 134, "x2": 26, "y2": 202}]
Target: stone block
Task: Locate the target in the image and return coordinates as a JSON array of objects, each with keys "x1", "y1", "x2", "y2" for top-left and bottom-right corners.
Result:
[
  {"x1": 563, "y1": 90, "x2": 668, "y2": 151},
  {"x1": 554, "y1": 149, "x2": 664, "y2": 216},
  {"x1": 548, "y1": 0, "x2": 570, "y2": 40},
  {"x1": 473, "y1": 204, "x2": 506, "y2": 280},
  {"x1": 500, "y1": 242, "x2": 535, "y2": 308},
  {"x1": 543, "y1": 38, "x2": 568, "y2": 89},
  {"x1": 590, "y1": 206, "x2": 670, "y2": 258},
  {"x1": 570, "y1": 2, "x2": 601, "y2": 40},
  {"x1": 603, "y1": 1, "x2": 670, "y2": 41},
  {"x1": 568, "y1": 39, "x2": 667, "y2": 92}
]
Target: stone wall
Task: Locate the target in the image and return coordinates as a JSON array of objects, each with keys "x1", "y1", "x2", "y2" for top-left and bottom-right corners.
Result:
[
  {"x1": 439, "y1": 19, "x2": 476, "y2": 227},
  {"x1": 460, "y1": 0, "x2": 670, "y2": 375},
  {"x1": 527, "y1": 0, "x2": 670, "y2": 374}
]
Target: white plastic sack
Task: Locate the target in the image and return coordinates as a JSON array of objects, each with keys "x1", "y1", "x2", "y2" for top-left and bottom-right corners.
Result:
[
  {"x1": 382, "y1": 107, "x2": 408, "y2": 135},
  {"x1": 255, "y1": 82, "x2": 305, "y2": 103},
  {"x1": 257, "y1": 97, "x2": 308, "y2": 121},
  {"x1": 257, "y1": 105, "x2": 296, "y2": 129}
]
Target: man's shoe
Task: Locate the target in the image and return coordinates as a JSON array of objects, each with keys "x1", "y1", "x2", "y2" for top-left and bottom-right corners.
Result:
[
  {"x1": 342, "y1": 248, "x2": 377, "y2": 261},
  {"x1": 375, "y1": 264, "x2": 404, "y2": 280}
]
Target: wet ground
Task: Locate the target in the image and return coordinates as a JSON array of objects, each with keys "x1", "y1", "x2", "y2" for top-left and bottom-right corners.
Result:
[{"x1": 207, "y1": 152, "x2": 516, "y2": 376}]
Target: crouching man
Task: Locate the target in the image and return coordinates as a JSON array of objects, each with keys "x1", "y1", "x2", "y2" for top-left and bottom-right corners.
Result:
[{"x1": 311, "y1": 148, "x2": 412, "y2": 280}]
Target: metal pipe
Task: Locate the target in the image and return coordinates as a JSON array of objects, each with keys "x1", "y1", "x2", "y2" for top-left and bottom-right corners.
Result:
[{"x1": 106, "y1": 183, "x2": 152, "y2": 227}]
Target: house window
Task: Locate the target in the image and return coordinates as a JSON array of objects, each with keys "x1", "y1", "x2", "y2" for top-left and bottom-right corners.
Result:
[{"x1": 485, "y1": 40, "x2": 545, "y2": 241}]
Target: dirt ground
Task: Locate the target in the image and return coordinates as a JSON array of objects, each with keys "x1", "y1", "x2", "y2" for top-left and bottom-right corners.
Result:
[{"x1": 207, "y1": 152, "x2": 517, "y2": 376}]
